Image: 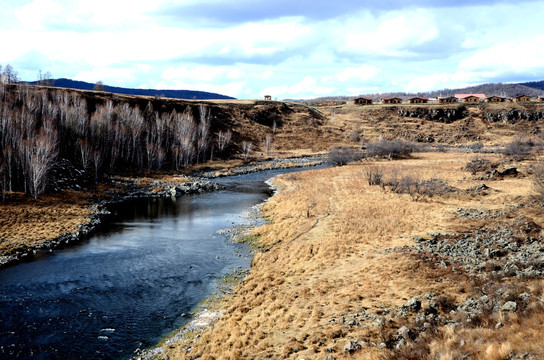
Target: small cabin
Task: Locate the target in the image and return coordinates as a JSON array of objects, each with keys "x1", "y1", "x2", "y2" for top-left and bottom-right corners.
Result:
[
  {"x1": 459, "y1": 95, "x2": 480, "y2": 103},
  {"x1": 512, "y1": 95, "x2": 531, "y2": 103},
  {"x1": 354, "y1": 97, "x2": 373, "y2": 105},
  {"x1": 485, "y1": 96, "x2": 506, "y2": 103},
  {"x1": 538, "y1": 97, "x2": 544, "y2": 102},
  {"x1": 382, "y1": 97, "x2": 402, "y2": 104},
  {"x1": 264, "y1": 95, "x2": 272, "y2": 100},
  {"x1": 455, "y1": 93, "x2": 485, "y2": 103},
  {"x1": 408, "y1": 97, "x2": 428, "y2": 104},
  {"x1": 438, "y1": 96, "x2": 458, "y2": 104}
]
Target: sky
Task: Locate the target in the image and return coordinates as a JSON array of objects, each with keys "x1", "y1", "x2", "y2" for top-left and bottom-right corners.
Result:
[{"x1": 1, "y1": 0, "x2": 544, "y2": 99}]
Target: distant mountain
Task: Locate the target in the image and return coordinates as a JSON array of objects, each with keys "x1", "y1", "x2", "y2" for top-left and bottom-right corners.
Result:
[
  {"x1": 306, "y1": 80, "x2": 544, "y2": 103},
  {"x1": 521, "y1": 80, "x2": 544, "y2": 92},
  {"x1": 29, "y1": 78, "x2": 236, "y2": 100}
]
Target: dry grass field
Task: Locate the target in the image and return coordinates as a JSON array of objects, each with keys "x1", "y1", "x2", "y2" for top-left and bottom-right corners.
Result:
[
  {"x1": 0, "y1": 190, "x2": 93, "y2": 254},
  {"x1": 158, "y1": 152, "x2": 544, "y2": 360}
]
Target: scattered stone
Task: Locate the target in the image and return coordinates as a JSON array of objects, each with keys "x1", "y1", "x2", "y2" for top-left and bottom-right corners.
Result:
[
  {"x1": 404, "y1": 298, "x2": 422, "y2": 312},
  {"x1": 501, "y1": 301, "x2": 518, "y2": 312},
  {"x1": 343, "y1": 340, "x2": 362, "y2": 354},
  {"x1": 397, "y1": 326, "x2": 413, "y2": 341}
]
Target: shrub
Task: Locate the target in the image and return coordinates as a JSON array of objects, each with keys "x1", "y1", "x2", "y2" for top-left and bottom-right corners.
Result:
[
  {"x1": 502, "y1": 135, "x2": 532, "y2": 157},
  {"x1": 533, "y1": 161, "x2": 544, "y2": 206},
  {"x1": 469, "y1": 142, "x2": 484, "y2": 152},
  {"x1": 465, "y1": 158, "x2": 497, "y2": 175},
  {"x1": 364, "y1": 166, "x2": 384, "y2": 186},
  {"x1": 327, "y1": 146, "x2": 364, "y2": 166},
  {"x1": 367, "y1": 139, "x2": 414, "y2": 159},
  {"x1": 417, "y1": 178, "x2": 452, "y2": 198}
]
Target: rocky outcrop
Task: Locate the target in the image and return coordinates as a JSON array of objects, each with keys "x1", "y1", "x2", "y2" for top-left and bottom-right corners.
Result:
[
  {"x1": 482, "y1": 105, "x2": 544, "y2": 124},
  {"x1": 397, "y1": 106, "x2": 468, "y2": 123},
  {"x1": 413, "y1": 215, "x2": 544, "y2": 278}
]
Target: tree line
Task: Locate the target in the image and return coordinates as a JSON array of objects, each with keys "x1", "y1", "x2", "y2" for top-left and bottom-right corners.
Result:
[{"x1": 0, "y1": 82, "x2": 234, "y2": 201}]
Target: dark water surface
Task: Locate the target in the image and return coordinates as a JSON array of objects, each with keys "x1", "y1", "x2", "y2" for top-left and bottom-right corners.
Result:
[{"x1": 0, "y1": 167, "x2": 320, "y2": 359}]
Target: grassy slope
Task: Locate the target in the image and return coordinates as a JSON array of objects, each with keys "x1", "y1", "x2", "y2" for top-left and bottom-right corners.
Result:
[{"x1": 160, "y1": 152, "x2": 544, "y2": 359}]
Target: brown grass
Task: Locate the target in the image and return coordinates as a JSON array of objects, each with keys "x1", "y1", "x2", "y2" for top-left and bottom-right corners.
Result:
[
  {"x1": 155, "y1": 151, "x2": 544, "y2": 359},
  {"x1": 0, "y1": 190, "x2": 92, "y2": 254}
]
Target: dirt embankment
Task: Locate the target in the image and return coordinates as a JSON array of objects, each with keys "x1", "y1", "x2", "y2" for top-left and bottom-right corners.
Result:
[
  {"x1": 154, "y1": 152, "x2": 544, "y2": 360},
  {"x1": 321, "y1": 103, "x2": 544, "y2": 146}
]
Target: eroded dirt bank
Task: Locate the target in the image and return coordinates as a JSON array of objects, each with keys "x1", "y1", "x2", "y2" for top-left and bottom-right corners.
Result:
[{"x1": 154, "y1": 152, "x2": 544, "y2": 360}]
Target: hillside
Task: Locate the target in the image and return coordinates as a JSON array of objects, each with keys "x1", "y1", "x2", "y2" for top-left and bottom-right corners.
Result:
[
  {"x1": 522, "y1": 80, "x2": 544, "y2": 92},
  {"x1": 28, "y1": 78, "x2": 235, "y2": 100}
]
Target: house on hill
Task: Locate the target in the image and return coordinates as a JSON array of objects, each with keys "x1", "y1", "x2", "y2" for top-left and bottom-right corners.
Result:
[
  {"x1": 538, "y1": 96, "x2": 544, "y2": 102},
  {"x1": 512, "y1": 95, "x2": 531, "y2": 103},
  {"x1": 354, "y1": 97, "x2": 373, "y2": 105},
  {"x1": 408, "y1": 97, "x2": 428, "y2": 104},
  {"x1": 382, "y1": 97, "x2": 402, "y2": 104},
  {"x1": 264, "y1": 95, "x2": 272, "y2": 100},
  {"x1": 456, "y1": 94, "x2": 485, "y2": 103},
  {"x1": 438, "y1": 96, "x2": 458, "y2": 104},
  {"x1": 485, "y1": 96, "x2": 506, "y2": 103}
]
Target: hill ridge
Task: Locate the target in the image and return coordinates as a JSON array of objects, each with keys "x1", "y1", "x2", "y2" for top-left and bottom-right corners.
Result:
[{"x1": 30, "y1": 78, "x2": 236, "y2": 100}]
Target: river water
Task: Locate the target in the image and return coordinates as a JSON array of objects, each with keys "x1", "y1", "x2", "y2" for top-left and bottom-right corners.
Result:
[{"x1": 0, "y1": 167, "x2": 318, "y2": 359}]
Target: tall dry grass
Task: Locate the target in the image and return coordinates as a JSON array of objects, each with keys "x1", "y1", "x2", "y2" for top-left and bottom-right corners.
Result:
[{"x1": 159, "y1": 152, "x2": 544, "y2": 359}]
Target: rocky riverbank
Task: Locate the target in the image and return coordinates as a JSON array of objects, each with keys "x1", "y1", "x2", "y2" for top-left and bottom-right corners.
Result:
[
  {"x1": 0, "y1": 176, "x2": 220, "y2": 269},
  {"x1": 195, "y1": 155, "x2": 326, "y2": 178},
  {"x1": 0, "y1": 156, "x2": 325, "y2": 270}
]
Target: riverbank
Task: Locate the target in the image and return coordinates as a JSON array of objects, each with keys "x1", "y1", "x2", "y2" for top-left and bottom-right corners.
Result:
[
  {"x1": 152, "y1": 151, "x2": 544, "y2": 359},
  {"x1": 0, "y1": 156, "x2": 325, "y2": 269}
]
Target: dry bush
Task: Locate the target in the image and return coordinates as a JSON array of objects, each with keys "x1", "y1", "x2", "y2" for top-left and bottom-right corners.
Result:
[
  {"x1": 374, "y1": 168, "x2": 453, "y2": 200},
  {"x1": 533, "y1": 160, "x2": 544, "y2": 206},
  {"x1": 327, "y1": 146, "x2": 364, "y2": 166},
  {"x1": 469, "y1": 142, "x2": 484, "y2": 152},
  {"x1": 364, "y1": 166, "x2": 384, "y2": 186},
  {"x1": 465, "y1": 157, "x2": 497, "y2": 175},
  {"x1": 502, "y1": 135, "x2": 534, "y2": 157},
  {"x1": 367, "y1": 139, "x2": 414, "y2": 159}
]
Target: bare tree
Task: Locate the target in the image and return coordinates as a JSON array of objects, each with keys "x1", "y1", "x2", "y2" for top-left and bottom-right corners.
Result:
[
  {"x1": 92, "y1": 149, "x2": 103, "y2": 183},
  {"x1": 26, "y1": 130, "x2": 57, "y2": 201},
  {"x1": 3, "y1": 146, "x2": 13, "y2": 191},
  {"x1": 216, "y1": 130, "x2": 232, "y2": 153},
  {"x1": 242, "y1": 141, "x2": 252, "y2": 161},
  {"x1": 264, "y1": 134, "x2": 273, "y2": 155},
  {"x1": 3, "y1": 64, "x2": 18, "y2": 84},
  {"x1": 197, "y1": 105, "x2": 210, "y2": 162},
  {"x1": 78, "y1": 139, "x2": 92, "y2": 169},
  {"x1": 0, "y1": 157, "x2": 6, "y2": 202},
  {"x1": 37, "y1": 70, "x2": 53, "y2": 86},
  {"x1": 94, "y1": 81, "x2": 105, "y2": 91}
]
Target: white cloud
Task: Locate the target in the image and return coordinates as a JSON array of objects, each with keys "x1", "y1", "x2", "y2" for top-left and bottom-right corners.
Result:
[
  {"x1": 260, "y1": 76, "x2": 335, "y2": 99},
  {"x1": 337, "y1": 65, "x2": 381, "y2": 83},
  {"x1": 2, "y1": 0, "x2": 544, "y2": 99},
  {"x1": 338, "y1": 9, "x2": 439, "y2": 57},
  {"x1": 459, "y1": 36, "x2": 544, "y2": 75}
]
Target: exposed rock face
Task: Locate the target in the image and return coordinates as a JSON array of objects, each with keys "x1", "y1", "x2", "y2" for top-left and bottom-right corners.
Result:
[
  {"x1": 482, "y1": 106, "x2": 544, "y2": 124},
  {"x1": 397, "y1": 106, "x2": 468, "y2": 123}
]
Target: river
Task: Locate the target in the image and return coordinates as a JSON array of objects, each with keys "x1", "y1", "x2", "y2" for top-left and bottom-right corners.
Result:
[{"x1": 0, "y1": 167, "x2": 319, "y2": 359}]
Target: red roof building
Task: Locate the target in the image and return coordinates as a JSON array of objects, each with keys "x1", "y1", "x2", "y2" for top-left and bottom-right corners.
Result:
[
  {"x1": 455, "y1": 94, "x2": 485, "y2": 103},
  {"x1": 354, "y1": 97, "x2": 373, "y2": 105}
]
